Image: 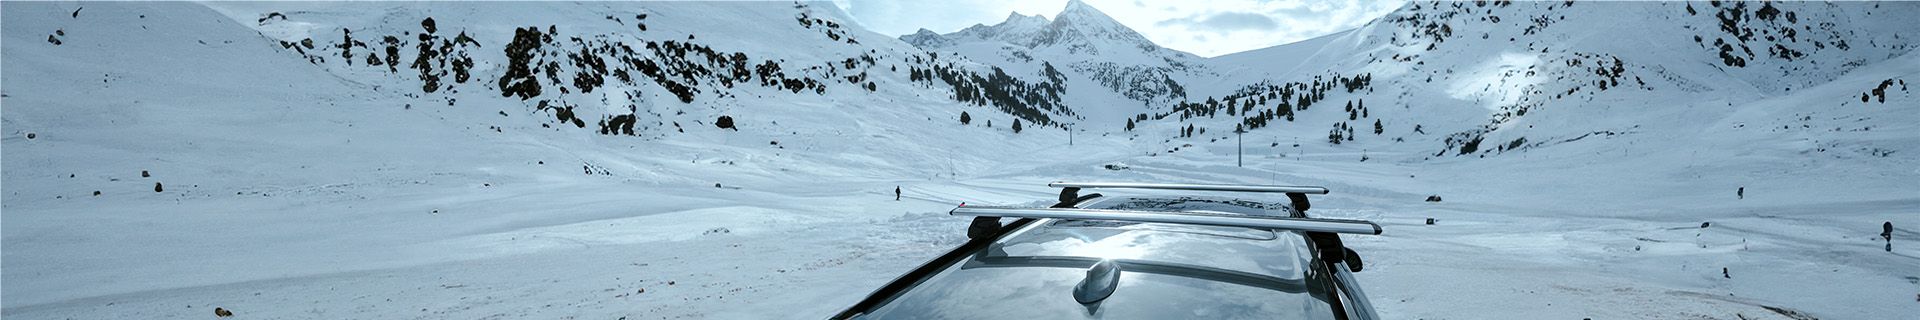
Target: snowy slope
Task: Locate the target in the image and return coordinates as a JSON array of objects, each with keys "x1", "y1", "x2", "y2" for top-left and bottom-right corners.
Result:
[
  {"x1": 1117, "y1": 49, "x2": 1920, "y2": 319},
  {"x1": 1156, "y1": 0, "x2": 1920, "y2": 162},
  {"x1": 4, "y1": 1, "x2": 1919, "y2": 320},
  {"x1": 2, "y1": 1, "x2": 1120, "y2": 317},
  {"x1": 1124, "y1": 2, "x2": 1920, "y2": 317}
]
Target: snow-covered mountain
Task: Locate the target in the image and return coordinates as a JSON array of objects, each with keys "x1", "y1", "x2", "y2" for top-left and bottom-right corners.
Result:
[
  {"x1": 1150, "y1": 0, "x2": 1920, "y2": 161},
  {"x1": 901, "y1": 0, "x2": 1211, "y2": 123},
  {"x1": 5, "y1": 1, "x2": 1917, "y2": 319},
  {"x1": 903, "y1": 12, "x2": 1050, "y2": 49},
  {"x1": 217, "y1": 0, "x2": 1092, "y2": 134}
]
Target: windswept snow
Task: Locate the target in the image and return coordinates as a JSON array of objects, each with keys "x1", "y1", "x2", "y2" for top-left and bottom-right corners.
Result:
[{"x1": 5, "y1": 1, "x2": 1918, "y2": 320}]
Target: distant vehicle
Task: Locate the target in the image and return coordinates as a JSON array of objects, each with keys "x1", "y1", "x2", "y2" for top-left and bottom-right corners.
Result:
[{"x1": 835, "y1": 182, "x2": 1382, "y2": 319}]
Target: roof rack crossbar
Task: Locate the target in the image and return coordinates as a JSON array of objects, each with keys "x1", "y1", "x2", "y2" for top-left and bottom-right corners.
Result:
[
  {"x1": 951, "y1": 206, "x2": 1381, "y2": 235},
  {"x1": 1047, "y1": 182, "x2": 1330, "y2": 195}
]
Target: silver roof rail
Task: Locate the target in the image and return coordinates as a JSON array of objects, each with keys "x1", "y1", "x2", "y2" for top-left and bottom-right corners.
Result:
[
  {"x1": 950, "y1": 206, "x2": 1382, "y2": 235},
  {"x1": 1048, "y1": 182, "x2": 1329, "y2": 195},
  {"x1": 1331, "y1": 261, "x2": 1380, "y2": 320}
]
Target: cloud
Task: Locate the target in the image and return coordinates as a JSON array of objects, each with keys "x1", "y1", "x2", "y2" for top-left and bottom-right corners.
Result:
[
  {"x1": 1156, "y1": 12, "x2": 1279, "y2": 33},
  {"x1": 833, "y1": 0, "x2": 1407, "y2": 57}
]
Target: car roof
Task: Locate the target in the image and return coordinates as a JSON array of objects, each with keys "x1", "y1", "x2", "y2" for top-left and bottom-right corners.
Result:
[{"x1": 853, "y1": 196, "x2": 1342, "y2": 319}]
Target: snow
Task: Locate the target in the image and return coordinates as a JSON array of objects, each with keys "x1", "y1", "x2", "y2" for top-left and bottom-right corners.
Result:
[{"x1": 5, "y1": 1, "x2": 1919, "y2": 320}]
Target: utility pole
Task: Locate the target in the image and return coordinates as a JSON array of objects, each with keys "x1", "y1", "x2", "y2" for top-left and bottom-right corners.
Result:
[{"x1": 1234, "y1": 126, "x2": 1247, "y2": 167}]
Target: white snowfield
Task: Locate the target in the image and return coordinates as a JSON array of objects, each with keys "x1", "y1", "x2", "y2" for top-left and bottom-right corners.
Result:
[{"x1": 3, "y1": 1, "x2": 1917, "y2": 319}]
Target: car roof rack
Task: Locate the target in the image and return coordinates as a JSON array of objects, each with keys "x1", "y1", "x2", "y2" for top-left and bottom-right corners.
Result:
[
  {"x1": 1048, "y1": 181, "x2": 1329, "y2": 194},
  {"x1": 1048, "y1": 181, "x2": 1328, "y2": 213},
  {"x1": 950, "y1": 206, "x2": 1382, "y2": 235}
]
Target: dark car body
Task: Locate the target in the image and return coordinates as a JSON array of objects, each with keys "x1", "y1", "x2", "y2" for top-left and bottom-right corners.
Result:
[{"x1": 836, "y1": 193, "x2": 1376, "y2": 319}]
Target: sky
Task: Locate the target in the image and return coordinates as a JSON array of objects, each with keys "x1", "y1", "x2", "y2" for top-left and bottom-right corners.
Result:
[{"x1": 831, "y1": 0, "x2": 1408, "y2": 58}]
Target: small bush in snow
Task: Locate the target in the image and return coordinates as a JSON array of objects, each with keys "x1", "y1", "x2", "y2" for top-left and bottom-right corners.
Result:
[
  {"x1": 498, "y1": 27, "x2": 546, "y2": 99},
  {"x1": 601, "y1": 114, "x2": 637, "y2": 135},
  {"x1": 1457, "y1": 135, "x2": 1484, "y2": 155},
  {"x1": 420, "y1": 17, "x2": 437, "y2": 34}
]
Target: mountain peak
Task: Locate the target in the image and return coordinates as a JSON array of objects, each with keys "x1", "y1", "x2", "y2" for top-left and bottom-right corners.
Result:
[
  {"x1": 900, "y1": 0, "x2": 1179, "y2": 59},
  {"x1": 900, "y1": 28, "x2": 955, "y2": 48},
  {"x1": 1031, "y1": 0, "x2": 1159, "y2": 56},
  {"x1": 1062, "y1": 0, "x2": 1094, "y2": 13},
  {"x1": 1003, "y1": 11, "x2": 1050, "y2": 27},
  {"x1": 1057, "y1": 0, "x2": 1118, "y2": 25}
]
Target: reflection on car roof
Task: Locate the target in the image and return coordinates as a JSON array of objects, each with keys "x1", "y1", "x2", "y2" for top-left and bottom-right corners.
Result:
[{"x1": 856, "y1": 196, "x2": 1341, "y2": 320}]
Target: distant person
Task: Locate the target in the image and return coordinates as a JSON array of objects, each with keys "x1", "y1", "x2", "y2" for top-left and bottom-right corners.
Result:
[
  {"x1": 1737, "y1": 187, "x2": 1744, "y2": 200},
  {"x1": 1885, "y1": 221, "x2": 1895, "y2": 252},
  {"x1": 895, "y1": 186, "x2": 901, "y2": 201}
]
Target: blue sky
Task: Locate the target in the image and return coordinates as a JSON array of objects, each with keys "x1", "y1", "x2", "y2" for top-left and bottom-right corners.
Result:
[{"x1": 832, "y1": 0, "x2": 1407, "y2": 57}]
